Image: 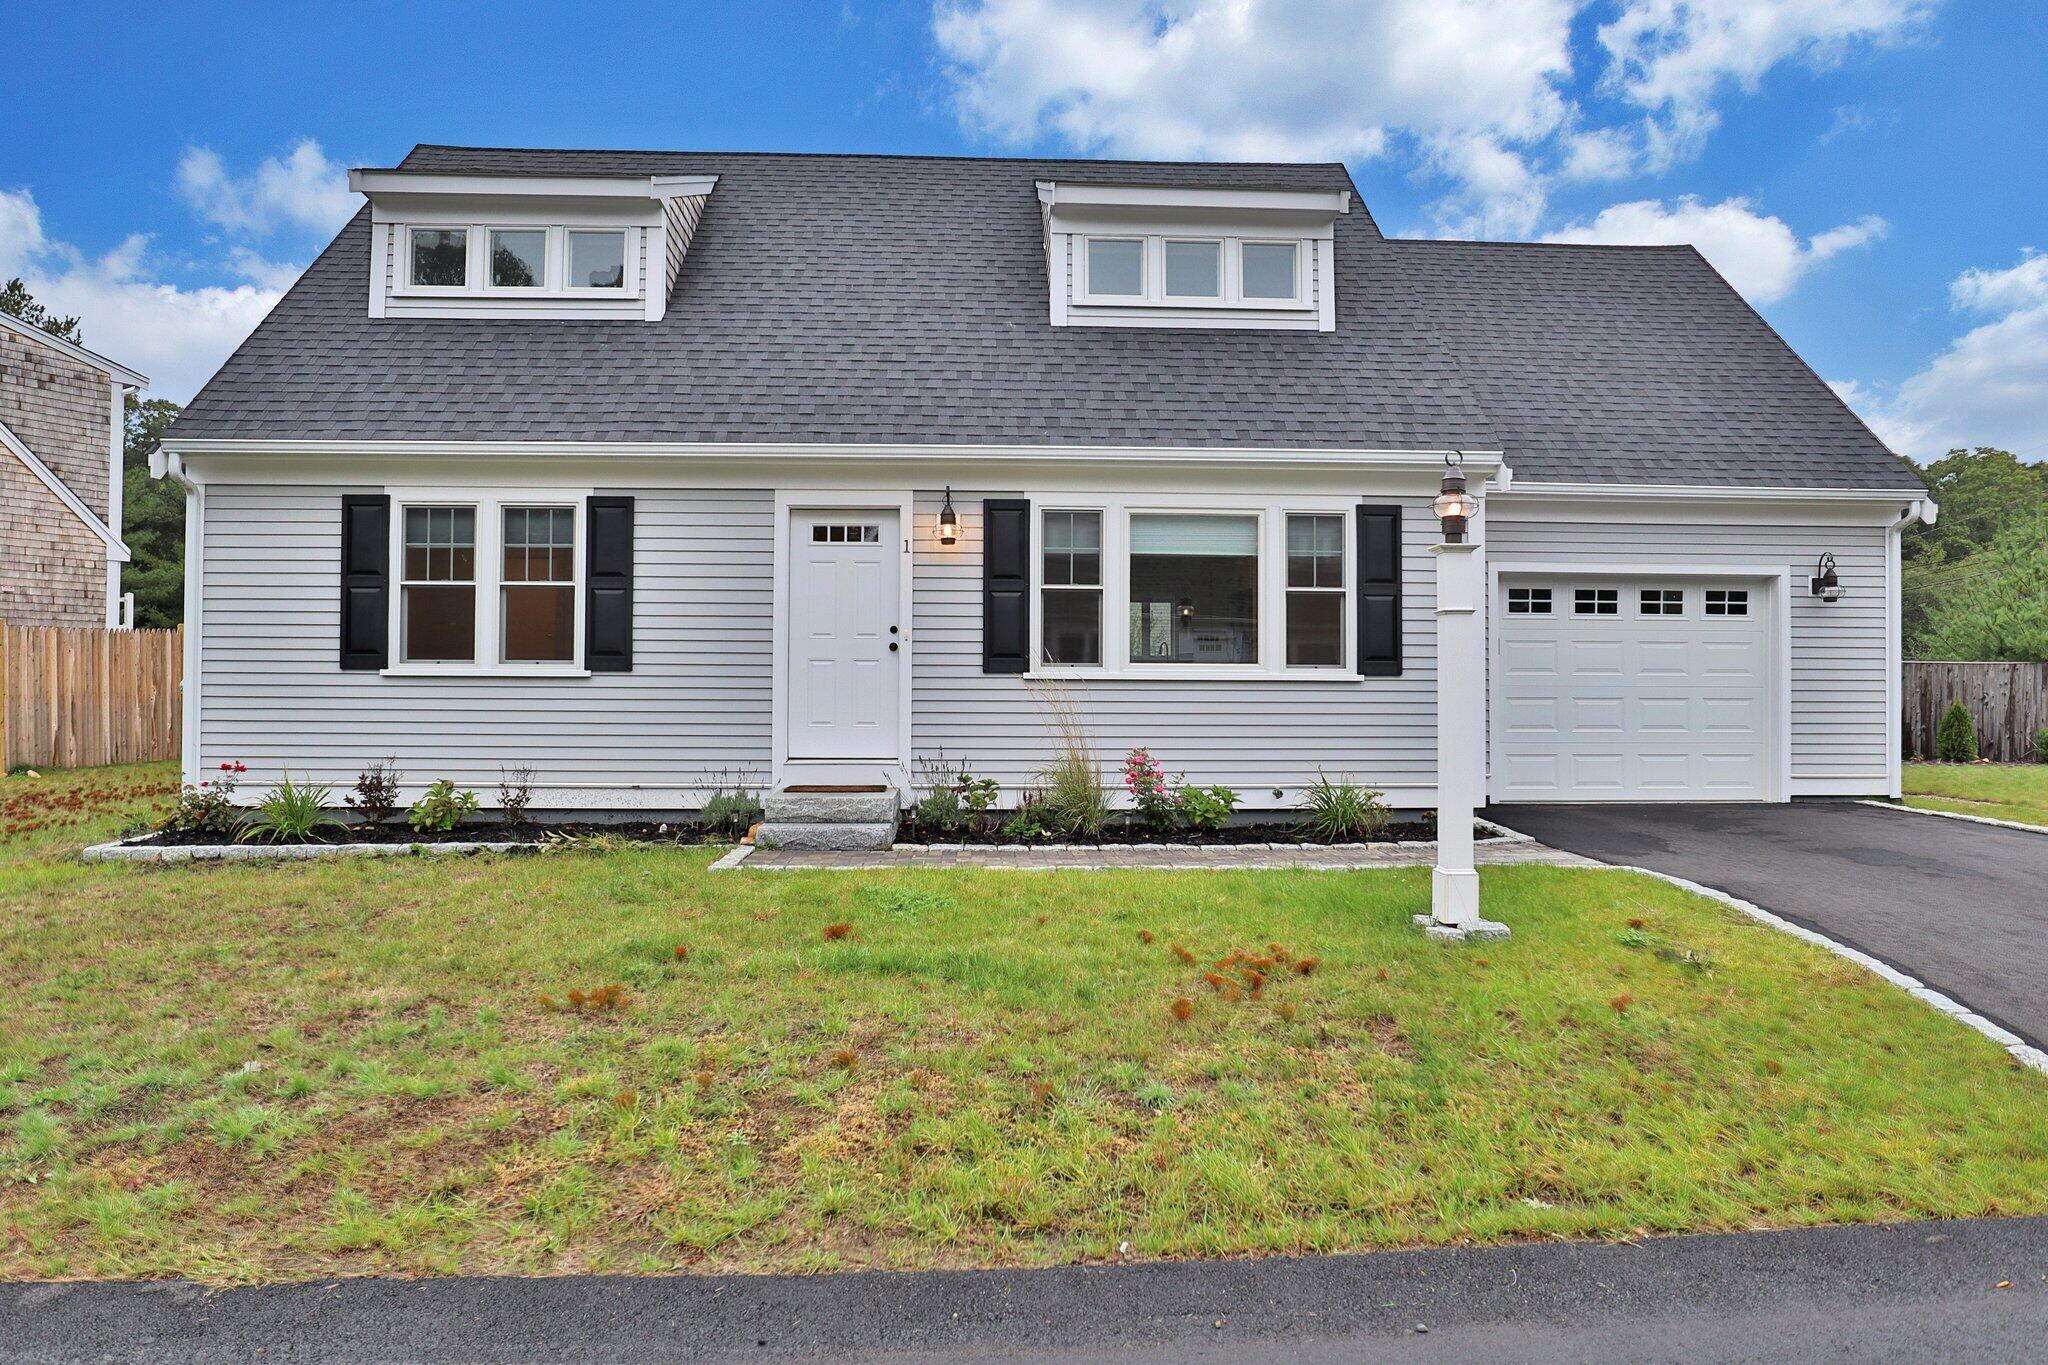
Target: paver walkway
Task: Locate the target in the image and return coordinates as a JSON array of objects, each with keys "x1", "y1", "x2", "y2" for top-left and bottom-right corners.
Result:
[{"x1": 733, "y1": 834, "x2": 1596, "y2": 871}]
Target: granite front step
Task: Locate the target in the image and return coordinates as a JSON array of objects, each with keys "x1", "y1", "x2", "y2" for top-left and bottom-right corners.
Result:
[
  {"x1": 754, "y1": 821, "x2": 897, "y2": 852},
  {"x1": 763, "y1": 790, "x2": 901, "y2": 824}
]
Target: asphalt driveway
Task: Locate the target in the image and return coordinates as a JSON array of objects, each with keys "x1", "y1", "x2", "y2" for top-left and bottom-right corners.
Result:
[{"x1": 1486, "y1": 800, "x2": 2048, "y2": 1049}]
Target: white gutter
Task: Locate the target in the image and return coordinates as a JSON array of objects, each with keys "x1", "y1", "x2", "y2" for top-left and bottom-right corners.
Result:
[{"x1": 1501, "y1": 480, "x2": 1931, "y2": 504}]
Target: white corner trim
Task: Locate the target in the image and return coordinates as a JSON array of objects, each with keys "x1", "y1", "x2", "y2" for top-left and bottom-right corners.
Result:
[
  {"x1": 1587, "y1": 861, "x2": 2048, "y2": 1075},
  {"x1": 0, "y1": 310, "x2": 148, "y2": 387},
  {"x1": 0, "y1": 418, "x2": 130, "y2": 559},
  {"x1": 1854, "y1": 799, "x2": 2048, "y2": 837}
]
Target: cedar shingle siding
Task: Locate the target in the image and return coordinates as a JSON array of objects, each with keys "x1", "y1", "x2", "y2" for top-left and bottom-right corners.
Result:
[{"x1": 1, "y1": 324, "x2": 114, "y2": 627}]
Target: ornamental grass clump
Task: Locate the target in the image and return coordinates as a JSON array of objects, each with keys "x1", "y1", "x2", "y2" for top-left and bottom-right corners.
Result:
[
  {"x1": 238, "y1": 772, "x2": 346, "y2": 844},
  {"x1": 1031, "y1": 681, "x2": 1109, "y2": 840},
  {"x1": 1300, "y1": 771, "x2": 1392, "y2": 842}
]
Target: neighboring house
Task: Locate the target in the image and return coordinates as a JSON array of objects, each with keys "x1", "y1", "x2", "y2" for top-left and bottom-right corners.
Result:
[
  {"x1": 156, "y1": 145, "x2": 1932, "y2": 812},
  {"x1": 0, "y1": 311, "x2": 148, "y2": 629}
]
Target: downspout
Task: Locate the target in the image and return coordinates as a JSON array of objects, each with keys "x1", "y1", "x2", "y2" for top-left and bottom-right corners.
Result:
[
  {"x1": 1887, "y1": 496, "x2": 1936, "y2": 798},
  {"x1": 151, "y1": 449, "x2": 203, "y2": 786}
]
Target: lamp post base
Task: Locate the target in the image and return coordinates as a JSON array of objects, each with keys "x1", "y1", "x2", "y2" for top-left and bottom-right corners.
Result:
[{"x1": 1413, "y1": 913, "x2": 1512, "y2": 943}]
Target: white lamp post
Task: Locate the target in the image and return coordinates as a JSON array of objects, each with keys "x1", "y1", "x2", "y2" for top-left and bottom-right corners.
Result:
[{"x1": 1417, "y1": 456, "x2": 1509, "y2": 943}]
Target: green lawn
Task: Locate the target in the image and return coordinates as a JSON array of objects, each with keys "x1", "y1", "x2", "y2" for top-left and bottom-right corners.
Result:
[
  {"x1": 3, "y1": 763, "x2": 2046, "y2": 1284},
  {"x1": 1905, "y1": 762, "x2": 2048, "y2": 829}
]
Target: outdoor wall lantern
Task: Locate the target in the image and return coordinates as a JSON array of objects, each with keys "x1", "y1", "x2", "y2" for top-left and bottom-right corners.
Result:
[
  {"x1": 1811, "y1": 551, "x2": 1844, "y2": 601},
  {"x1": 936, "y1": 488, "x2": 960, "y2": 546},
  {"x1": 1433, "y1": 454, "x2": 1475, "y2": 543}
]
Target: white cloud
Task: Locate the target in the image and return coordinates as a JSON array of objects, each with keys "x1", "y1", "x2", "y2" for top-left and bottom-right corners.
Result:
[
  {"x1": 1540, "y1": 196, "x2": 1884, "y2": 303},
  {"x1": 1841, "y1": 252, "x2": 2048, "y2": 461},
  {"x1": 932, "y1": 0, "x2": 1936, "y2": 233},
  {"x1": 176, "y1": 138, "x2": 355, "y2": 237},
  {"x1": 0, "y1": 187, "x2": 289, "y2": 402},
  {"x1": 1598, "y1": 0, "x2": 1935, "y2": 166}
]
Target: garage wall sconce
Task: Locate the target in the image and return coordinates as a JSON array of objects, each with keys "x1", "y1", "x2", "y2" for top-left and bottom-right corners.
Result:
[
  {"x1": 936, "y1": 488, "x2": 960, "y2": 546},
  {"x1": 1810, "y1": 552, "x2": 1844, "y2": 601}
]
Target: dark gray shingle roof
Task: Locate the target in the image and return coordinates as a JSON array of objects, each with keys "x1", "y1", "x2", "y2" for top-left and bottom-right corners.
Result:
[
  {"x1": 1385, "y1": 239, "x2": 1921, "y2": 490},
  {"x1": 173, "y1": 144, "x2": 1920, "y2": 491}
]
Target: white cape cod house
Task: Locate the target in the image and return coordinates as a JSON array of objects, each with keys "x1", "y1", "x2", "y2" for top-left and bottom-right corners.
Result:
[{"x1": 156, "y1": 145, "x2": 1931, "y2": 815}]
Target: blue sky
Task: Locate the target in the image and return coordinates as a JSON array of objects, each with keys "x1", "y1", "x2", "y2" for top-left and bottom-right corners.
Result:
[{"x1": 5, "y1": 1, "x2": 2043, "y2": 461}]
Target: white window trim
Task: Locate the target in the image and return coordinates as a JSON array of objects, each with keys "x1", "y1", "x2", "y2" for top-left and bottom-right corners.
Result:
[
  {"x1": 383, "y1": 487, "x2": 592, "y2": 678},
  {"x1": 1028, "y1": 494, "x2": 1357, "y2": 681},
  {"x1": 397, "y1": 225, "x2": 639, "y2": 300},
  {"x1": 1075, "y1": 232, "x2": 1315, "y2": 312}
]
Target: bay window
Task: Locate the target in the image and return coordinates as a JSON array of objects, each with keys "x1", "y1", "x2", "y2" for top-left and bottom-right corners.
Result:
[
  {"x1": 1034, "y1": 501, "x2": 1357, "y2": 676},
  {"x1": 392, "y1": 493, "x2": 584, "y2": 672}
]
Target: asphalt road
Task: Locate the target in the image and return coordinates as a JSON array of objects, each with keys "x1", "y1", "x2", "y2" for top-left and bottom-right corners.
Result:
[
  {"x1": 1487, "y1": 800, "x2": 2048, "y2": 1049},
  {"x1": 3, "y1": 1217, "x2": 2045, "y2": 1362}
]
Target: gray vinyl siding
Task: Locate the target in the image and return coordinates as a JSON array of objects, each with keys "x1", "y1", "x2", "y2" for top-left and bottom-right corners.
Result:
[
  {"x1": 909, "y1": 490, "x2": 1439, "y2": 803},
  {"x1": 197, "y1": 483, "x2": 772, "y2": 794},
  {"x1": 1486, "y1": 518, "x2": 1890, "y2": 786}
]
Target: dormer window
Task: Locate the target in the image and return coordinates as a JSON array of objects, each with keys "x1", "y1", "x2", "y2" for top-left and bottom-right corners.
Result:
[
  {"x1": 489, "y1": 229, "x2": 546, "y2": 288},
  {"x1": 351, "y1": 168, "x2": 717, "y2": 322},
  {"x1": 567, "y1": 230, "x2": 626, "y2": 289},
  {"x1": 409, "y1": 228, "x2": 468, "y2": 287},
  {"x1": 1085, "y1": 238, "x2": 1144, "y2": 297},
  {"x1": 1039, "y1": 181, "x2": 1348, "y2": 331},
  {"x1": 1241, "y1": 241, "x2": 1300, "y2": 301},
  {"x1": 1164, "y1": 240, "x2": 1221, "y2": 298}
]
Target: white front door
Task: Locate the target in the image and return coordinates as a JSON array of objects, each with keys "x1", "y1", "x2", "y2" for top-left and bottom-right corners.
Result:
[
  {"x1": 1493, "y1": 576, "x2": 1773, "y2": 801},
  {"x1": 788, "y1": 510, "x2": 902, "y2": 760}
]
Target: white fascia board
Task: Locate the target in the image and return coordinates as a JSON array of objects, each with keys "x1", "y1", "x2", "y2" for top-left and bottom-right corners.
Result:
[
  {"x1": 1036, "y1": 181, "x2": 1350, "y2": 216},
  {"x1": 352, "y1": 170, "x2": 716, "y2": 205},
  {"x1": 0, "y1": 418, "x2": 130, "y2": 559},
  {"x1": 0, "y1": 310, "x2": 148, "y2": 388},
  {"x1": 648, "y1": 174, "x2": 718, "y2": 198},
  {"x1": 1503, "y1": 479, "x2": 1928, "y2": 503},
  {"x1": 158, "y1": 436, "x2": 1508, "y2": 472}
]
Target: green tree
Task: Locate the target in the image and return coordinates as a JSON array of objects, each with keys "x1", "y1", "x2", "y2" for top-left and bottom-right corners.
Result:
[
  {"x1": 1935, "y1": 700, "x2": 1978, "y2": 763},
  {"x1": 0, "y1": 277, "x2": 83, "y2": 344},
  {"x1": 121, "y1": 394, "x2": 185, "y2": 628},
  {"x1": 1902, "y1": 446, "x2": 2048, "y2": 660}
]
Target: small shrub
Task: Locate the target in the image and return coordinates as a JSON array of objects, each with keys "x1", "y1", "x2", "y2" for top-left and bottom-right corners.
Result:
[
  {"x1": 408, "y1": 779, "x2": 480, "y2": 834},
  {"x1": 2035, "y1": 725, "x2": 2048, "y2": 763},
  {"x1": 911, "y1": 753, "x2": 1000, "y2": 835},
  {"x1": 1121, "y1": 748, "x2": 1180, "y2": 831},
  {"x1": 239, "y1": 772, "x2": 345, "y2": 844},
  {"x1": 1299, "y1": 771, "x2": 1391, "y2": 841},
  {"x1": 498, "y1": 765, "x2": 536, "y2": 826},
  {"x1": 1176, "y1": 784, "x2": 1240, "y2": 831},
  {"x1": 999, "y1": 796, "x2": 1048, "y2": 842},
  {"x1": 1935, "y1": 701, "x2": 1978, "y2": 763},
  {"x1": 157, "y1": 762, "x2": 247, "y2": 837},
  {"x1": 345, "y1": 759, "x2": 402, "y2": 826},
  {"x1": 700, "y1": 790, "x2": 764, "y2": 841}
]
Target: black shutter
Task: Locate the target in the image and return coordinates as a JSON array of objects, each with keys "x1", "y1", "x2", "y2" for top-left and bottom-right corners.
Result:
[
  {"x1": 339, "y1": 494, "x2": 390, "y2": 671},
  {"x1": 982, "y1": 498, "x2": 1030, "y2": 674},
  {"x1": 586, "y1": 496, "x2": 634, "y2": 672},
  {"x1": 1356, "y1": 503, "x2": 1402, "y2": 677}
]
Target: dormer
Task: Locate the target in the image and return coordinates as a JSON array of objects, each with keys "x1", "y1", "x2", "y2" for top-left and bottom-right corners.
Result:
[
  {"x1": 1037, "y1": 181, "x2": 1349, "y2": 332},
  {"x1": 348, "y1": 169, "x2": 717, "y2": 322}
]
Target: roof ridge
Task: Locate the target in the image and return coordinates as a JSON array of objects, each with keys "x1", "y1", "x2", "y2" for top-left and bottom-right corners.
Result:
[
  {"x1": 400, "y1": 142, "x2": 1352, "y2": 172},
  {"x1": 1391, "y1": 238, "x2": 1695, "y2": 253}
]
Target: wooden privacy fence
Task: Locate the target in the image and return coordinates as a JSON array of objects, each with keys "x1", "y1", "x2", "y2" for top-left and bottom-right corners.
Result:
[
  {"x1": 0, "y1": 623, "x2": 183, "y2": 770},
  {"x1": 1902, "y1": 660, "x2": 2048, "y2": 762}
]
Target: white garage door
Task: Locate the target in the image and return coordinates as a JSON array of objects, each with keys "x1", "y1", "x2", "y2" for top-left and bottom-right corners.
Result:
[{"x1": 1493, "y1": 578, "x2": 1773, "y2": 801}]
